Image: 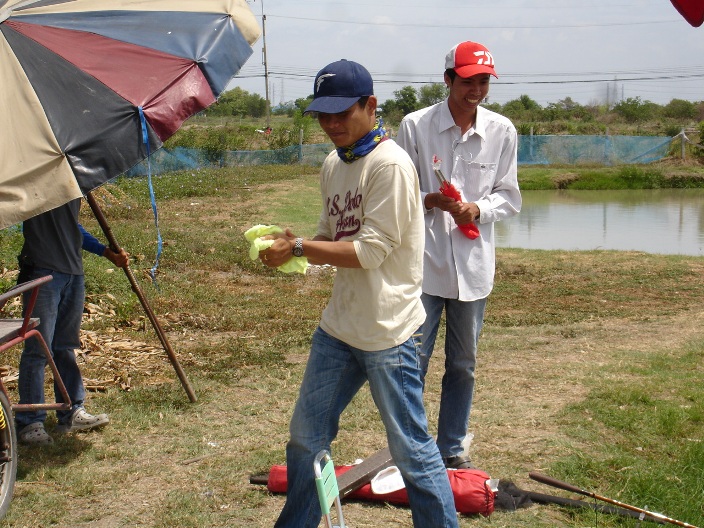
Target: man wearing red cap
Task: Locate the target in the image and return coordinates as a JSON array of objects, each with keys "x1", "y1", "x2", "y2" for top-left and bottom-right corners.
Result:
[{"x1": 397, "y1": 41, "x2": 522, "y2": 470}]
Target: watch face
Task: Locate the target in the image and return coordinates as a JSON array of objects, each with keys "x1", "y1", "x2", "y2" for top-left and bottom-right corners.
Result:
[{"x1": 293, "y1": 238, "x2": 304, "y2": 257}]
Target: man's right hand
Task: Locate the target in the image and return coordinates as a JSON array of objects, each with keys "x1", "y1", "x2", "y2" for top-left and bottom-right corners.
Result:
[
  {"x1": 259, "y1": 229, "x2": 297, "y2": 267},
  {"x1": 425, "y1": 192, "x2": 462, "y2": 214}
]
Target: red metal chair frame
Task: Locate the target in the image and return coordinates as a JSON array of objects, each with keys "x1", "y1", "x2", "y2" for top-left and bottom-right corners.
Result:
[{"x1": 0, "y1": 276, "x2": 72, "y2": 412}]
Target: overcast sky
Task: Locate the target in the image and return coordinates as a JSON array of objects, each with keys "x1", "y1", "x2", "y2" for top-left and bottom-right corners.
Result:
[{"x1": 231, "y1": 0, "x2": 704, "y2": 108}]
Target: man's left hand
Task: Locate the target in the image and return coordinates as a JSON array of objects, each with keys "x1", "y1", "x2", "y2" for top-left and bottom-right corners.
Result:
[
  {"x1": 260, "y1": 229, "x2": 296, "y2": 267},
  {"x1": 451, "y1": 202, "x2": 479, "y2": 225}
]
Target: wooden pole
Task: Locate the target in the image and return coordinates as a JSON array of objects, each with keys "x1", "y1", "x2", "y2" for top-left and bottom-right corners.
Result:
[{"x1": 86, "y1": 192, "x2": 197, "y2": 403}]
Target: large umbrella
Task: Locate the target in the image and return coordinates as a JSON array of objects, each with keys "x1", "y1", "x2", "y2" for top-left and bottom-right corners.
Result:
[
  {"x1": 0, "y1": 0, "x2": 261, "y2": 401},
  {"x1": 0, "y1": 0, "x2": 260, "y2": 227},
  {"x1": 670, "y1": 0, "x2": 704, "y2": 27}
]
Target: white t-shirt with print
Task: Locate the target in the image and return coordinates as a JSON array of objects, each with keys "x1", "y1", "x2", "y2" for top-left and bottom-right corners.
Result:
[{"x1": 317, "y1": 139, "x2": 426, "y2": 352}]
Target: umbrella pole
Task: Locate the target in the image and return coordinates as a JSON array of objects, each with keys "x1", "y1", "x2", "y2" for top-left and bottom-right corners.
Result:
[{"x1": 86, "y1": 192, "x2": 197, "y2": 403}]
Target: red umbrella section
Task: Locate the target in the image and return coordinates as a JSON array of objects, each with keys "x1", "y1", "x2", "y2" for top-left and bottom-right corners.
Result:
[
  {"x1": 266, "y1": 464, "x2": 496, "y2": 517},
  {"x1": 670, "y1": 0, "x2": 704, "y2": 27},
  {"x1": 0, "y1": 0, "x2": 261, "y2": 229}
]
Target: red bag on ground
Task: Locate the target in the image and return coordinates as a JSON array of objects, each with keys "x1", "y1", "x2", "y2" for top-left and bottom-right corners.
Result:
[{"x1": 266, "y1": 464, "x2": 495, "y2": 516}]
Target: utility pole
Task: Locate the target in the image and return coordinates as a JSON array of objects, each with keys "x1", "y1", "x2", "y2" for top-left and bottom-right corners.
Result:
[{"x1": 257, "y1": 0, "x2": 271, "y2": 128}]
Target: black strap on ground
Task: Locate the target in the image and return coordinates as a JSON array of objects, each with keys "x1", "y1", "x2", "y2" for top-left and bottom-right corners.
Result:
[{"x1": 496, "y1": 481, "x2": 665, "y2": 524}]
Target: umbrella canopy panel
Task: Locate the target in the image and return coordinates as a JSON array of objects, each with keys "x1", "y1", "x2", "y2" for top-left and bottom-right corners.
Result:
[
  {"x1": 670, "y1": 0, "x2": 704, "y2": 27},
  {"x1": 0, "y1": 0, "x2": 261, "y2": 229}
]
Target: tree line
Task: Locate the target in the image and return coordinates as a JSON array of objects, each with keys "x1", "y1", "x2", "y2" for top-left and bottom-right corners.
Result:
[
  {"x1": 170, "y1": 85, "x2": 702, "y2": 158},
  {"x1": 210, "y1": 84, "x2": 703, "y2": 137}
]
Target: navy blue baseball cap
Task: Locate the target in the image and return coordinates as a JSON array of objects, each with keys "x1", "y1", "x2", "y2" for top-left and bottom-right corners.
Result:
[{"x1": 304, "y1": 59, "x2": 374, "y2": 115}]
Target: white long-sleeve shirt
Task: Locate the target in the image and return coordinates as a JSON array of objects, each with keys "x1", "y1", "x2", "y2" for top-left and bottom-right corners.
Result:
[
  {"x1": 396, "y1": 101, "x2": 522, "y2": 301},
  {"x1": 317, "y1": 139, "x2": 426, "y2": 351}
]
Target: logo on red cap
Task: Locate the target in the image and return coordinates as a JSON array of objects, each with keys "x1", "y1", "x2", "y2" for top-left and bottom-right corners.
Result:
[{"x1": 445, "y1": 41, "x2": 498, "y2": 79}]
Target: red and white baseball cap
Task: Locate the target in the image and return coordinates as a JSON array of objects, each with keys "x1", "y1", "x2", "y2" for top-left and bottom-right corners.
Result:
[{"x1": 445, "y1": 41, "x2": 498, "y2": 79}]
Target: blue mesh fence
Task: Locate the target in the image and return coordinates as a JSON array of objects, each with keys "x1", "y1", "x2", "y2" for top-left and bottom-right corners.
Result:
[
  {"x1": 125, "y1": 135, "x2": 675, "y2": 176},
  {"x1": 518, "y1": 134, "x2": 674, "y2": 165}
]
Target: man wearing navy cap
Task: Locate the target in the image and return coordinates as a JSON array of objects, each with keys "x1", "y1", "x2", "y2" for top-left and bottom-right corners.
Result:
[
  {"x1": 397, "y1": 41, "x2": 522, "y2": 470},
  {"x1": 262, "y1": 59, "x2": 459, "y2": 528}
]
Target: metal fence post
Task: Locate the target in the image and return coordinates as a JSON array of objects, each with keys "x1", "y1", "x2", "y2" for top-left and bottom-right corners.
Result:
[{"x1": 298, "y1": 127, "x2": 303, "y2": 163}]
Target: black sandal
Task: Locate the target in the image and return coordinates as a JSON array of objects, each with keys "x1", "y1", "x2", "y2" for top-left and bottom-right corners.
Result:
[{"x1": 443, "y1": 455, "x2": 476, "y2": 469}]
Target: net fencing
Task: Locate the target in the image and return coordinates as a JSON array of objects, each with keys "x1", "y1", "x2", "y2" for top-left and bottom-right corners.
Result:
[
  {"x1": 517, "y1": 134, "x2": 674, "y2": 165},
  {"x1": 125, "y1": 134, "x2": 675, "y2": 177}
]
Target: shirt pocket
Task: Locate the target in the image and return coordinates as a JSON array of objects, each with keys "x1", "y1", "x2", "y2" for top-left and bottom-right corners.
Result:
[{"x1": 454, "y1": 161, "x2": 497, "y2": 200}]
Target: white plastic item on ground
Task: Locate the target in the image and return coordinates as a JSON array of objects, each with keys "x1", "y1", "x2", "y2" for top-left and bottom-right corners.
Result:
[{"x1": 370, "y1": 466, "x2": 406, "y2": 494}]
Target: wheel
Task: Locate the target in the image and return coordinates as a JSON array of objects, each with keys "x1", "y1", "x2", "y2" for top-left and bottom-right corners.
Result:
[{"x1": 0, "y1": 391, "x2": 17, "y2": 520}]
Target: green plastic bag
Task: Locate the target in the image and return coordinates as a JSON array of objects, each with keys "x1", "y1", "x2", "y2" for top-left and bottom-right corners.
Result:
[{"x1": 244, "y1": 225, "x2": 308, "y2": 275}]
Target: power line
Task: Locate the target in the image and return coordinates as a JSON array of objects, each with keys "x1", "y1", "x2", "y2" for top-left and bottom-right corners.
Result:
[
  {"x1": 231, "y1": 65, "x2": 703, "y2": 104},
  {"x1": 266, "y1": 13, "x2": 680, "y2": 29},
  {"x1": 240, "y1": 1, "x2": 702, "y2": 106},
  {"x1": 262, "y1": 69, "x2": 704, "y2": 87}
]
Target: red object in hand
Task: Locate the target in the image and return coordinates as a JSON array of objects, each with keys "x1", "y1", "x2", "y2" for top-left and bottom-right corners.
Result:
[
  {"x1": 438, "y1": 181, "x2": 480, "y2": 239},
  {"x1": 432, "y1": 156, "x2": 479, "y2": 239}
]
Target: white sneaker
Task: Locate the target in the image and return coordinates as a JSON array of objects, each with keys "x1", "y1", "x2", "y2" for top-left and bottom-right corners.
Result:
[
  {"x1": 55, "y1": 408, "x2": 109, "y2": 434},
  {"x1": 18, "y1": 422, "x2": 54, "y2": 445}
]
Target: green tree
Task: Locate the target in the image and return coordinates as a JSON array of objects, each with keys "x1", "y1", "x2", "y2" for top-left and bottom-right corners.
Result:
[
  {"x1": 379, "y1": 99, "x2": 402, "y2": 125},
  {"x1": 211, "y1": 88, "x2": 246, "y2": 117},
  {"x1": 518, "y1": 94, "x2": 541, "y2": 112},
  {"x1": 418, "y1": 83, "x2": 447, "y2": 107},
  {"x1": 482, "y1": 102, "x2": 502, "y2": 113},
  {"x1": 393, "y1": 86, "x2": 419, "y2": 116},
  {"x1": 557, "y1": 96, "x2": 579, "y2": 111},
  {"x1": 272, "y1": 101, "x2": 296, "y2": 116},
  {"x1": 544, "y1": 98, "x2": 592, "y2": 122},
  {"x1": 294, "y1": 95, "x2": 314, "y2": 114},
  {"x1": 663, "y1": 98, "x2": 697, "y2": 120},
  {"x1": 696, "y1": 102, "x2": 704, "y2": 121},
  {"x1": 502, "y1": 94, "x2": 543, "y2": 121},
  {"x1": 379, "y1": 86, "x2": 421, "y2": 125},
  {"x1": 210, "y1": 87, "x2": 267, "y2": 118},
  {"x1": 613, "y1": 97, "x2": 659, "y2": 123}
]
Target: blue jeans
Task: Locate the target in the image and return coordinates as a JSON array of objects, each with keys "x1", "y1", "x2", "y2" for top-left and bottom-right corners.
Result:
[
  {"x1": 16, "y1": 268, "x2": 86, "y2": 428},
  {"x1": 274, "y1": 327, "x2": 458, "y2": 528},
  {"x1": 420, "y1": 293, "x2": 487, "y2": 458}
]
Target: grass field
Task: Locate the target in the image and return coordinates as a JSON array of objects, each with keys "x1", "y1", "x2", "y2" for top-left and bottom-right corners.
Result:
[{"x1": 0, "y1": 163, "x2": 702, "y2": 527}]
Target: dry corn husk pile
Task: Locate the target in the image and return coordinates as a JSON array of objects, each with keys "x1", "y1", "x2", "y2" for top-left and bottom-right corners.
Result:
[
  {"x1": 1, "y1": 287, "x2": 170, "y2": 394},
  {"x1": 77, "y1": 330, "x2": 166, "y2": 393}
]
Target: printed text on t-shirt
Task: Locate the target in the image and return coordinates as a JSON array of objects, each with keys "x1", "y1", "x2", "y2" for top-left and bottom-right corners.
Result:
[{"x1": 328, "y1": 188, "x2": 362, "y2": 241}]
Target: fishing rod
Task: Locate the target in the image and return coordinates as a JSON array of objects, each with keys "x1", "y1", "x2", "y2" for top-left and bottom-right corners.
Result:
[{"x1": 529, "y1": 472, "x2": 700, "y2": 528}]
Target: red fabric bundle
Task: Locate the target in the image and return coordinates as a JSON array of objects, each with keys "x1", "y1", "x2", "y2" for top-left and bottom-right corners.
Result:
[{"x1": 266, "y1": 464, "x2": 495, "y2": 516}]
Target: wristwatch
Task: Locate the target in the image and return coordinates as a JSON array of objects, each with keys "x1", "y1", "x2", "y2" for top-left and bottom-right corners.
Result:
[{"x1": 292, "y1": 238, "x2": 304, "y2": 257}]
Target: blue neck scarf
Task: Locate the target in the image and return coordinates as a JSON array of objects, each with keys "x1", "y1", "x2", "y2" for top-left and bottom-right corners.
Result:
[{"x1": 336, "y1": 117, "x2": 387, "y2": 163}]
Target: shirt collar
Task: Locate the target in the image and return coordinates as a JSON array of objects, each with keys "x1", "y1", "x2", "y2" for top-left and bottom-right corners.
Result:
[
  {"x1": 473, "y1": 106, "x2": 488, "y2": 140},
  {"x1": 438, "y1": 99, "x2": 456, "y2": 134},
  {"x1": 438, "y1": 99, "x2": 488, "y2": 141}
]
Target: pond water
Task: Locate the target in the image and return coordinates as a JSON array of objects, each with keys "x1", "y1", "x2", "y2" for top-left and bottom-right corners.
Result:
[{"x1": 495, "y1": 189, "x2": 704, "y2": 256}]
